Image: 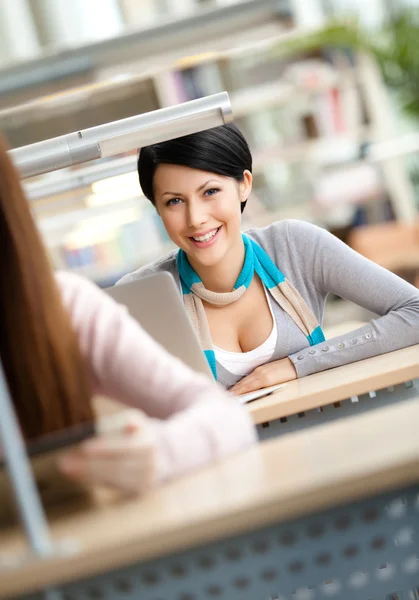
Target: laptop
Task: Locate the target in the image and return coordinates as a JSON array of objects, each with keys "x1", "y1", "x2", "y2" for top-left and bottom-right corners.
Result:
[
  {"x1": 106, "y1": 272, "x2": 213, "y2": 379},
  {"x1": 105, "y1": 272, "x2": 287, "y2": 403}
]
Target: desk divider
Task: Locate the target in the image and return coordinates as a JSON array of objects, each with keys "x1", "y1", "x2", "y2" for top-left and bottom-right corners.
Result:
[
  {"x1": 0, "y1": 361, "x2": 71, "y2": 600},
  {"x1": 0, "y1": 359, "x2": 53, "y2": 557}
]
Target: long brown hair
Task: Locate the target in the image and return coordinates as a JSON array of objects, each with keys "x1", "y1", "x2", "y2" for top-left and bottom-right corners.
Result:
[{"x1": 0, "y1": 135, "x2": 93, "y2": 440}]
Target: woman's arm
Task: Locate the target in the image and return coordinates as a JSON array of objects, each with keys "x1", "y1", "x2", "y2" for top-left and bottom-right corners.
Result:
[
  {"x1": 56, "y1": 271, "x2": 256, "y2": 483},
  {"x1": 285, "y1": 220, "x2": 419, "y2": 377}
]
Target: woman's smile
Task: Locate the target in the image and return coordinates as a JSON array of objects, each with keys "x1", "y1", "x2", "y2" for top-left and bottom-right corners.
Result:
[{"x1": 188, "y1": 226, "x2": 222, "y2": 249}]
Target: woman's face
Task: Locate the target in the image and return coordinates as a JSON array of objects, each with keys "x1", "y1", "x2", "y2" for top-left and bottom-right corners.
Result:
[{"x1": 153, "y1": 164, "x2": 252, "y2": 269}]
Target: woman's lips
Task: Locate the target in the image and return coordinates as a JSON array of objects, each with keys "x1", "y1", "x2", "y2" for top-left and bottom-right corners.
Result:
[{"x1": 189, "y1": 226, "x2": 222, "y2": 249}]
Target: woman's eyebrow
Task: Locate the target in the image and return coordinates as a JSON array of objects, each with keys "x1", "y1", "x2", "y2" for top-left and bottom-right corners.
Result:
[
  {"x1": 161, "y1": 179, "x2": 221, "y2": 197},
  {"x1": 161, "y1": 190, "x2": 183, "y2": 197},
  {"x1": 196, "y1": 179, "x2": 221, "y2": 192}
]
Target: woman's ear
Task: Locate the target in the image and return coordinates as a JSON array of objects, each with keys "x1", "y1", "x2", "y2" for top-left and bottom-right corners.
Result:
[{"x1": 239, "y1": 170, "x2": 253, "y2": 202}]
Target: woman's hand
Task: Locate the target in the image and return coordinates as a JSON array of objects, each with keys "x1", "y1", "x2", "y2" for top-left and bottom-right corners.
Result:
[
  {"x1": 229, "y1": 358, "x2": 297, "y2": 396},
  {"x1": 59, "y1": 410, "x2": 157, "y2": 495}
]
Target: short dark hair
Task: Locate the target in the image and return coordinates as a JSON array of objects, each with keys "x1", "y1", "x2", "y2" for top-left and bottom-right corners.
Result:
[{"x1": 138, "y1": 123, "x2": 252, "y2": 213}]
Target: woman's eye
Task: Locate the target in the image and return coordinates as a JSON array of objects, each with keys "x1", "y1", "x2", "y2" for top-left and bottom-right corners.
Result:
[
  {"x1": 166, "y1": 197, "x2": 183, "y2": 206},
  {"x1": 204, "y1": 188, "x2": 219, "y2": 197}
]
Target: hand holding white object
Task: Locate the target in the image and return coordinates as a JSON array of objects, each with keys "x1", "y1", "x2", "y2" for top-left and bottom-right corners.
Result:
[{"x1": 59, "y1": 410, "x2": 157, "y2": 495}]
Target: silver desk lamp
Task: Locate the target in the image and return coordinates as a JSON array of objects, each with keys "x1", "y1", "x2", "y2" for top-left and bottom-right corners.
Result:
[{"x1": 10, "y1": 92, "x2": 232, "y2": 179}]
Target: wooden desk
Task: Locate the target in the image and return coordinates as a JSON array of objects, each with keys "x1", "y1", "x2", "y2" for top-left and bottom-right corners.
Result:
[
  {"x1": 249, "y1": 342, "x2": 419, "y2": 439},
  {"x1": 3, "y1": 397, "x2": 419, "y2": 599}
]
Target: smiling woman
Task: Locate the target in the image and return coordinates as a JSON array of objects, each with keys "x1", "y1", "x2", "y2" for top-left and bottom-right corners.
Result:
[{"x1": 117, "y1": 124, "x2": 419, "y2": 393}]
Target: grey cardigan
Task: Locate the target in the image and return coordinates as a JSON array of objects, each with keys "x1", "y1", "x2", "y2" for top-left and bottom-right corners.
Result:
[{"x1": 117, "y1": 219, "x2": 419, "y2": 388}]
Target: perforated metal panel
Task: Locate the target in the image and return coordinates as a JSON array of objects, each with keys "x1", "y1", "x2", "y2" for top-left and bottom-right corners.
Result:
[
  {"x1": 258, "y1": 379, "x2": 419, "y2": 440},
  {"x1": 18, "y1": 485, "x2": 419, "y2": 600}
]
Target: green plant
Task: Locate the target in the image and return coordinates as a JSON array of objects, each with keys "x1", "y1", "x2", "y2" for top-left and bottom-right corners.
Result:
[{"x1": 271, "y1": 7, "x2": 419, "y2": 120}]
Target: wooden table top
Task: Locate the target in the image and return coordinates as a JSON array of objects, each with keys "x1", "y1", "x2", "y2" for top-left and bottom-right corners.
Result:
[
  {"x1": 2, "y1": 395, "x2": 419, "y2": 598},
  {"x1": 248, "y1": 333, "x2": 419, "y2": 424}
]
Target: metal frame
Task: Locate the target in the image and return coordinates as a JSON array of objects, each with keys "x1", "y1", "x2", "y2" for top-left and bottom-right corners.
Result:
[
  {"x1": 25, "y1": 155, "x2": 137, "y2": 202},
  {"x1": 9, "y1": 92, "x2": 232, "y2": 179},
  {"x1": 0, "y1": 360, "x2": 53, "y2": 558}
]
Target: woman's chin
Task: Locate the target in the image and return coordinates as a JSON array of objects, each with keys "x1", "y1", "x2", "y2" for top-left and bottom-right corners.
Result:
[{"x1": 188, "y1": 244, "x2": 228, "y2": 268}]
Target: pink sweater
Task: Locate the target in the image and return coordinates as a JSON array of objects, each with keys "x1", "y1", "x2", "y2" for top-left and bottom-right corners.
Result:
[{"x1": 56, "y1": 271, "x2": 256, "y2": 482}]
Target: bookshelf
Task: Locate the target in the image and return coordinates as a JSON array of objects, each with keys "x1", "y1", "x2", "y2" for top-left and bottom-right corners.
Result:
[
  {"x1": 0, "y1": 0, "x2": 286, "y2": 110},
  {"x1": 6, "y1": 10, "x2": 414, "y2": 286}
]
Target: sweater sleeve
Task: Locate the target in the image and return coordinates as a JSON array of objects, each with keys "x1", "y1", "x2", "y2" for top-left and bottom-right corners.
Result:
[
  {"x1": 55, "y1": 271, "x2": 256, "y2": 481},
  {"x1": 283, "y1": 220, "x2": 419, "y2": 377}
]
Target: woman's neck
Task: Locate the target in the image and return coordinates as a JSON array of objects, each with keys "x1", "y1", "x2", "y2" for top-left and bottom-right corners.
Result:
[{"x1": 190, "y1": 236, "x2": 245, "y2": 293}]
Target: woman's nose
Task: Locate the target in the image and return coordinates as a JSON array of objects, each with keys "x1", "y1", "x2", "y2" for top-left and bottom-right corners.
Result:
[{"x1": 187, "y1": 201, "x2": 208, "y2": 229}]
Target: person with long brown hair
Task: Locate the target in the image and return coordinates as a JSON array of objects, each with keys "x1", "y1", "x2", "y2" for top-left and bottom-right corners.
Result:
[{"x1": 0, "y1": 134, "x2": 256, "y2": 494}]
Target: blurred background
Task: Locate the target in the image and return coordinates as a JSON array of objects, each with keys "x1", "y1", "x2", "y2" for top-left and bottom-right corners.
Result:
[{"x1": 2, "y1": 0, "x2": 419, "y2": 325}]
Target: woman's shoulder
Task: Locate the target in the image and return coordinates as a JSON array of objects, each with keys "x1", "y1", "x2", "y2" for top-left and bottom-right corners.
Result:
[
  {"x1": 55, "y1": 270, "x2": 135, "y2": 349},
  {"x1": 55, "y1": 269, "x2": 98, "y2": 297},
  {"x1": 115, "y1": 249, "x2": 179, "y2": 286},
  {"x1": 246, "y1": 219, "x2": 323, "y2": 252},
  {"x1": 54, "y1": 270, "x2": 120, "y2": 311}
]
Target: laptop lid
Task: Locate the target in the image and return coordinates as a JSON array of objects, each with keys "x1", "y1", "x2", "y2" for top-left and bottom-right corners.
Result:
[{"x1": 105, "y1": 272, "x2": 213, "y2": 380}]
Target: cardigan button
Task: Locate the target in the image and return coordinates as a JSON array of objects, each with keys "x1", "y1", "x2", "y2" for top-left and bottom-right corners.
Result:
[
  {"x1": 322, "y1": 346, "x2": 329, "y2": 352},
  {"x1": 309, "y1": 349, "x2": 316, "y2": 355},
  {"x1": 297, "y1": 355, "x2": 304, "y2": 360},
  {"x1": 350, "y1": 339, "x2": 358, "y2": 345},
  {"x1": 338, "y1": 343, "x2": 345, "y2": 349},
  {"x1": 365, "y1": 333, "x2": 372, "y2": 340}
]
